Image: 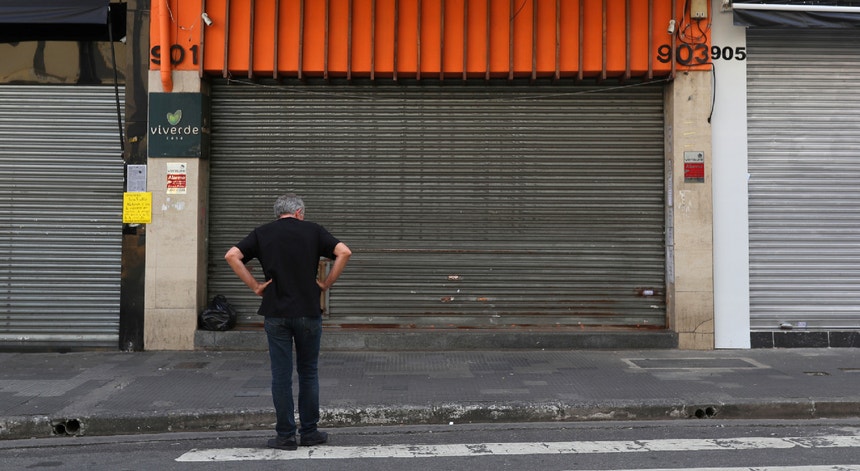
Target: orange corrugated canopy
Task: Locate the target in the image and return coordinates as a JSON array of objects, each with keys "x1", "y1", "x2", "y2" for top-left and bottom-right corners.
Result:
[{"x1": 151, "y1": 0, "x2": 711, "y2": 81}]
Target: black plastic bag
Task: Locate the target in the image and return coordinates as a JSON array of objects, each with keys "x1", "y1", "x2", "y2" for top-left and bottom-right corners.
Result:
[{"x1": 199, "y1": 295, "x2": 238, "y2": 331}]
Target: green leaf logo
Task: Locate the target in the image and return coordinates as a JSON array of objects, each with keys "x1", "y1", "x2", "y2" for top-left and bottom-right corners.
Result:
[{"x1": 167, "y1": 110, "x2": 182, "y2": 126}]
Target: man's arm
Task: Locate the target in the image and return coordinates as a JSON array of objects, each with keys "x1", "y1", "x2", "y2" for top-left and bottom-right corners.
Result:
[
  {"x1": 317, "y1": 242, "x2": 352, "y2": 291},
  {"x1": 225, "y1": 246, "x2": 271, "y2": 296}
]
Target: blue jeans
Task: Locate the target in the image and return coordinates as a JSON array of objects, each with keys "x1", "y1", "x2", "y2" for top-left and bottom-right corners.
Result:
[{"x1": 264, "y1": 316, "x2": 323, "y2": 438}]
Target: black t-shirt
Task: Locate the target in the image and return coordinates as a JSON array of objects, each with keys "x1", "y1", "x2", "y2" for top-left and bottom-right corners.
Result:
[{"x1": 235, "y1": 217, "x2": 341, "y2": 318}]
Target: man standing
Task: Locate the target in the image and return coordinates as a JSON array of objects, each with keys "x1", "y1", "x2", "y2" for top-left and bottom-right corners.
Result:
[{"x1": 225, "y1": 194, "x2": 351, "y2": 450}]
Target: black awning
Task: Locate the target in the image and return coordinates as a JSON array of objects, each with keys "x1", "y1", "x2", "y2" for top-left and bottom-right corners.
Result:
[
  {"x1": 0, "y1": 0, "x2": 109, "y2": 24},
  {"x1": 733, "y1": 1, "x2": 860, "y2": 28},
  {"x1": 0, "y1": 0, "x2": 125, "y2": 42}
]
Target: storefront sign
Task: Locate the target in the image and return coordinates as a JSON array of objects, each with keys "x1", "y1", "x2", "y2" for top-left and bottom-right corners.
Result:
[{"x1": 148, "y1": 93, "x2": 208, "y2": 158}]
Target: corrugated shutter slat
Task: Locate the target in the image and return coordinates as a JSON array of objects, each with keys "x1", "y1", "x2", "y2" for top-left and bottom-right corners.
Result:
[
  {"x1": 747, "y1": 29, "x2": 860, "y2": 330},
  {"x1": 0, "y1": 85, "x2": 124, "y2": 348},
  {"x1": 208, "y1": 81, "x2": 666, "y2": 329}
]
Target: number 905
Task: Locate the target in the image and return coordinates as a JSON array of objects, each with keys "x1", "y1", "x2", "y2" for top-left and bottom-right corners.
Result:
[{"x1": 711, "y1": 46, "x2": 747, "y2": 61}]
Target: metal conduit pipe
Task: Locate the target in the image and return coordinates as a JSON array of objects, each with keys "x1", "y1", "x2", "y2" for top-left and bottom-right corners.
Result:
[
  {"x1": 199, "y1": 0, "x2": 206, "y2": 78},
  {"x1": 158, "y1": 0, "x2": 173, "y2": 92},
  {"x1": 670, "y1": 0, "x2": 676, "y2": 79}
]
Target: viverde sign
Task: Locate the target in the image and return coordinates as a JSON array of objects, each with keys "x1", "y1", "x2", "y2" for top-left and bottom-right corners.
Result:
[{"x1": 148, "y1": 93, "x2": 209, "y2": 158}]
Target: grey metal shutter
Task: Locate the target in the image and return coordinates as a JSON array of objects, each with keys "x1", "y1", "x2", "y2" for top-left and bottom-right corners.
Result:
[
  {"x1": 747, "y1": 29, "x2": 860, "y2": 330},
  {"x1": 0, "y1": 85, "x2": 124, "y2": 348},
  {"x1": 208, "y1": 81, "x2": 666, "y2": 330}
]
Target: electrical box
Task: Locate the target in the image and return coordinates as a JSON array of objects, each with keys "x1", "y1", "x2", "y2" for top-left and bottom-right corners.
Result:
[{"x1": 691, "y1": 0, "x2": 708, "y2": 19}]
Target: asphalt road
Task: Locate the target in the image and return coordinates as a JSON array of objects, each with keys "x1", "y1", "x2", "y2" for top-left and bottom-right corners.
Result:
[{"x1": 2, "y1": 419, "x2": 859, "y2": 471}]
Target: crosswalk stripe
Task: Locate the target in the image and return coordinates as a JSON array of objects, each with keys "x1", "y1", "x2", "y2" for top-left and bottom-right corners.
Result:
[
  {"x1": 572, "y1": 467, "x2": 860, "y2": 471},
  {"x1": 175, "y1": 434, "x2": 860, "y2": 462}
]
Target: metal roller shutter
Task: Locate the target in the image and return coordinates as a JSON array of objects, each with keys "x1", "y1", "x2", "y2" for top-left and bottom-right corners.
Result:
[
  {"x1": 208, "y1": 81, "x2": 666, "y2": 330},
  {"x1": 747, "y1": 29, "x2": 860, "y2": 330},
  {"x1": 0, "y1": 85, "x2": 124, "y2": 348}
]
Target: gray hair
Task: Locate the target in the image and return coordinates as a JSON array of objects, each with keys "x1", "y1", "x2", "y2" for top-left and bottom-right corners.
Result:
[{"x1": 273, "y1": 193, "x2": 305, "y2": 217}]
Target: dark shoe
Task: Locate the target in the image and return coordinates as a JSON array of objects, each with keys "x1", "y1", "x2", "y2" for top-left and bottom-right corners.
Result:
[
  {"x1": 267, "y1": 436, "x2": 298, "y2": 450},
  {"x1": 300, "y1": 431, "x2": 328, "y2": 447}
]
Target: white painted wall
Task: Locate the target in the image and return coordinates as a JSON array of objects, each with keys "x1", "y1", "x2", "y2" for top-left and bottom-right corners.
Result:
[{"x1": 711, "y1": 3, "x2": 751, "y2": 348}]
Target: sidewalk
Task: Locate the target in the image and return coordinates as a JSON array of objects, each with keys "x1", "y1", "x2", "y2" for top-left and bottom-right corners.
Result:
[{"x1": 0, "y1": 348, "x2": 858, "y2": 440}]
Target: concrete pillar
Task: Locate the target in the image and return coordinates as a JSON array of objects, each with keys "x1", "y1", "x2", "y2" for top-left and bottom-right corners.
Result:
[
  {"x1": 144, "y1": 70, "x2": 208, "y2": 350},
  {"x1": 666, "y1": 71, "x2": 715, "y2": 350},
  {"x1": 711, "y1": 4, "x2": 751, "y2": 349}
]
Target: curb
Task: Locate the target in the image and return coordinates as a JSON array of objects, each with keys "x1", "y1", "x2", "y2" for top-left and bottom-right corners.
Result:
[{"x1": 2, "y1": 401, "x2": 859, "y2": 441}]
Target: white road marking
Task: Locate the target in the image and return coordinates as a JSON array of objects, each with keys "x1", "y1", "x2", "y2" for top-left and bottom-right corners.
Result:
[
  {"x1": 573, "y1": 468, "x2": 860, "y2": 471},
  {"x1": 176, "y1": 434, "x2": 860, "y2": 462}
]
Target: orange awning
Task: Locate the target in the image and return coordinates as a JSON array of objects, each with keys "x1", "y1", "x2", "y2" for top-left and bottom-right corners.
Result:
[{"x1": 150, "y1": 0, "x2": 711, "y2": 82}]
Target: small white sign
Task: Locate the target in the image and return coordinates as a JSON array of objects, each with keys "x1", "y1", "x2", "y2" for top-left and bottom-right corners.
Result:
[{"x1": 127, "y1": 165, "x2": 147, "y2": 192}]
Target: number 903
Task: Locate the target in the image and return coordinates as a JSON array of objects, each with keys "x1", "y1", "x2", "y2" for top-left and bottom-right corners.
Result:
[{"x1": 657, "y1": 44, "x2": 747, "y2": 65}]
